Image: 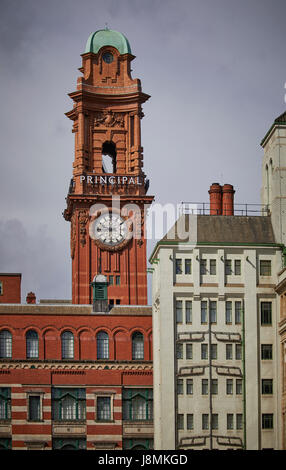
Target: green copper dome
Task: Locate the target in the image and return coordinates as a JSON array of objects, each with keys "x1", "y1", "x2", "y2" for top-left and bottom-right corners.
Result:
[{"x1": 85, "y1": 29, "x2": 132, "y2": 55}]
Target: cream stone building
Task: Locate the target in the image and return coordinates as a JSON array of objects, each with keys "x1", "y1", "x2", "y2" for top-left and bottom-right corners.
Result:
[{"x1": 150, "y1": 111, "x2": 286, "y2": 450}]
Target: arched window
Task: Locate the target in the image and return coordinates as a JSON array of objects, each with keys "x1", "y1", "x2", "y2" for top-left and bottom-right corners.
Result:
[
  {"x1": 132, "y1": 332, "x2": 144, "y2": 360},
  {"x1": 26, "y1": 330, "x2": 39, "y2": 359},
  {"x1": 97, "y1": 331, "x2": 109, "y2": 359},
  {"x1": 0, "y1": 330, "x2": 12, "y2": 358},
  {"x1": 102, "y1": 141, "x2": 116, "y2": 173},
  {"x1": 61, "y1": 331, "x2": 74, "y2": 359}
]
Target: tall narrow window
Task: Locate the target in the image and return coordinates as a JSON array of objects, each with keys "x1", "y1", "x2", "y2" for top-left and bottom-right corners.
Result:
[
  {"x1": 26, "y1": 330, "x2": 39, "y2": 359},
  {"x1": 225, "y1": 260, "x2": 232, "y2": 275},
  {"x1": 201, "y1": 301, "x2": 207, "y2": 323},
  {"x1": 226, "y1": 344, "x2": 233, "y2": 360},
  {"x1": 186, "y1": 301, "x2": 192, "y2": 323},
  {"x1": 210, "y1": 301, "x2": 217, "y2": 323},
  {"x1": 185, "y1": 259, "x2": 192, "y2": 274},
  {"x1": 97, "y1": 331, "x2": 109, "y2": 359},
  {"x1": 261, "y1": 302, "x2": 272, "y2": 325},
  {"x1": 226, "y1": 379, "x2": 233, "y2": 395},
  {"x1": 202, "y1": 414, "x2": 209, "y2": 430},
  {"x1": 210, "y1": 259, "x2": 216, "y2": 275},
  {"x1": 61, "y1": 331, "x2": 74, "y2": 359},
  {"x1": 234, "y1": 260, "x2": 241, "y2": 275},
  {"x1": 130, "y1": 115, "x2": 135, "y2": 147},
  {"x1": 261, "y1": 344, "x2": 272, "y2": 360},
  {"x1": 227, "y1": 414, "x2": 234, "y2": 430},
  {"x1": 225, "y1": 301, "x2": 232, "y2": 324},
  {"x1": 175, "y1": 259, "x2": 182, "y2": 274},
  {"x1": 260, "y1": 260, "x2": 271, "y2": 276},
  {"x1": 186, "y1": 379, "x2": 193, "y2": 395},
  {"x1": 201, "y1": 344, "x2": 208, "y2": 360},
  {"x1": 200, "y1": 259, "x2": 207, "y2": 275},
  {"x1": 0, "y1": 388, "x2": 11, "y2": 420},
  {"x1": 235, "y1": 301, "x2": 242, "y2": 324},
  {"x1": 187, "y1": 414, "x2": 194, "y2": 430},
  {"x1": 202, "y1": 379, "x2": 208, "y2": 395},
  {"x1": 175, "y1": 300, "x2": 183, "y2": 323},
  {"x1": 0, "y1": 281, "x2": 3, "y2": 295},
  {"x1": 132, "y1": 332, "x2": 144, "y2": 360},
  {"x1": 28, "y1": 395, "x2": 41, "y2": 421},
  {"x1": 97, "y1": 397, "x2": 111, "y2": 421},
  {"x1": 177, "y1": 379, "x2": 183, "y2": 395},
  {"x1": 0, "y1": 330, "x2": 12, "y2": 358},
  {"x1": 186, "y1": 343, "x2": 193, "y2": 359},
  {"x1": 102, "y1": 141, "x2": 116, "y2": 173}
]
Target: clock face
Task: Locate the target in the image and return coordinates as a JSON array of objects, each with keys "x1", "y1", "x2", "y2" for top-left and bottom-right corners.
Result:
[
  {"x1": 93, "y1": 213, "x2": 128, "y2": 247},
  {"x1": 102, "y1": 52, "x2": 114, "y2": 64}
]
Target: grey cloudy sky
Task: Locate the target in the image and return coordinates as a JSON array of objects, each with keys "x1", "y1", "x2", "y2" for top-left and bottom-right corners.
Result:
[{"x1": 0, "y1": 0, "x2": 285, "y2": 302}]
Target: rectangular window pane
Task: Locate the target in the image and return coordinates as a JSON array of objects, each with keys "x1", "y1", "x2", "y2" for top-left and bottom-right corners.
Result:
[
  {"x1": 0, "y1": 388, "x2": 11, "y2": 420},
  {"x1": 0, "y1": 282, "x2": 3, "y2": 295},
  {"x1": 262, "y1": 414, "x2": 273, "y2": 429},
  {"x1": 186, "y1": 379, "x2": 193, "y2": 395},
  {"x1": 261, "y1": 344, "x2": 272, "y2": 360},
  {"x1": 211, "y1": 344, "x2": 217, "y2": 359},
  {"x1": 177, "y1": 379, "x2": 183, "y2": 395},
  {"x1": 261, "y1": 302, "x2": 272, "y2": 325},
  {"x1": 235, "y1": 301, "x2": 242, "y2": 324},
  {"x1": 177, "y1": 343, "x2": 183, "y2": 359},
  {"x1": 234, "y1": 260, "x2": 241, "y2": 275},
  {"x1": 211, "y1": 379, "x2": 218, "y2": 395},
  {"x1": 202, "y1": 414, "x2": 209, "y2": 430},
  {"x1": 186, "y1": 343, "x2": 193, "y2": 359},
  {"x1": 226, "y1": 344, "x2": 232, "y2": 360},
  {"x1": 175, "y1": 300, "x2": 183, "y2": 323},
  {"x1": 227, "y1": 414, "x2": 234, "y2": 430},
  {"x1": 211, "y1": 414, "x2": 218, "y2": 430},
  {"x1": 116, "y1": 275, "x2": 121, "y2": 285},
  {"x1": 226, "y1": 301, "x2": 232, "y2": 324},
  {"x1": 225, "y1": 260, "x2": 232, "y2": 275},
  {"x1": 201, "y1": 301, "x2": 207, "y2": 323},
  {"x1": 260, "y1": 260, "x2": 271, "y2": 276},
  {"x1": 200, "y1": 259, "x2": 207, "y2": 275},
  {"x1": 236, "y1": 379, "x2": 242, "y2": 395},
  {"x1": 235, "y1": 343, "x2": 242, "y2": 360},
  {"x1": 176, "y1": 259, "x2": 182, "y2": 274},
  {"x1": 236, "y1": 414, "x2": 243, "y2": 430},
  {"x1": 262, "y1": 379, "x2": 273, "y2": 395},
  {"x1": 186, "y1": 301, "x2": 192, "y2": 323},
  {"x1": 226, "y1": 379, "x2": 233, "y2": 395},
  {"x1": 97, "y1": 397, "x2": 111, "y2": 421},
  {"x1": 210, "y1": 301, "x2": 217, "y2": 323},
  {"x1": 29, "y1": 396, "x2": 41, "y2": 421},
  {"x1": 177, "y1": 414, "x2": 184, "y2": 430},
  {"x1": 185, "y1": 259, "x2": 192, "y2": 275},
  {"x1": 201, "y1": 344, "x2": 208, "y2": 360},
  {"x1": 202, "y1": 379, "x2": 208, "y2": 395},
  {"x1": 210, "y1": 259, "x2": 216, "y2": 275},
  {"x1": 187, "y1": 414, "x2": 194, "y2": 430},
  {"x1": 109, "y1": 275, "x2": 114, "y2": 285}
]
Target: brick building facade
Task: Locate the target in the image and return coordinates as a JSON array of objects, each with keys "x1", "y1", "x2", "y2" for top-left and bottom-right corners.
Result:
[{"x1": 0, "y1": 29, "x2": 154, "y2": 450}]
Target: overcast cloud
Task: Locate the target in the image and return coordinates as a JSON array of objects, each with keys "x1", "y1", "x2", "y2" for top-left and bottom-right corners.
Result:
[{"x1": 0, "y1": 0, "x2": 285, "y2": 302}]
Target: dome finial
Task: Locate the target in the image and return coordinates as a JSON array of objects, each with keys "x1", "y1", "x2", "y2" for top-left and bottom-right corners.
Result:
[{"x1": 104, "y1": 22, "x2": 109, "y2": 30}]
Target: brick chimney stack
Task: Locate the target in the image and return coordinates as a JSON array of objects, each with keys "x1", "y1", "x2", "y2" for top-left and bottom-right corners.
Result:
[
  {"x1": 209, "y1": 183, "x2": 222, "y2": 215},
  {"x1": 222, "y1": 184, "x2": 235, "y2": 215},
  {"x1": 209, "y1": 183, "x2": 235, "y2": 215},
  {"x1": 26, "y1": 292, "x2": 36, "y2": 304}
]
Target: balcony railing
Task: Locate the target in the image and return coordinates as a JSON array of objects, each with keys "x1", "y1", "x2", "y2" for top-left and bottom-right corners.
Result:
[{"x1": 179, "y1": 202, "x2": 269, "y2": 217}]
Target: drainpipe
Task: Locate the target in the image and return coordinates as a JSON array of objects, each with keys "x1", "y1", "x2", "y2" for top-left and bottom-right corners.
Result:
[
  {"x1": 208, "y1": 299, "x2": 213, "y2": 450},
  {"x1": 242, "y1": 299, "x2": 247, "y2": 449}
]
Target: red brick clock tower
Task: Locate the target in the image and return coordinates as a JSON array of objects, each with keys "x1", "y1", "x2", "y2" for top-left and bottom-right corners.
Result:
[{"x1": 64, "y1": 29, "x2": 154, "y2": 305}]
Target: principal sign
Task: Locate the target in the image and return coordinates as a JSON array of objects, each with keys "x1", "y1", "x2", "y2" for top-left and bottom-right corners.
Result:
[{"x1": 80, "y1": 175, "x2": 144, "y2": 185}]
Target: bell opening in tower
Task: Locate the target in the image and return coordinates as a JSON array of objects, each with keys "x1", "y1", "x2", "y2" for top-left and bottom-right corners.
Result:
[{"x1": 102, "y1": 141, "x2": 117, "y2": 173}]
